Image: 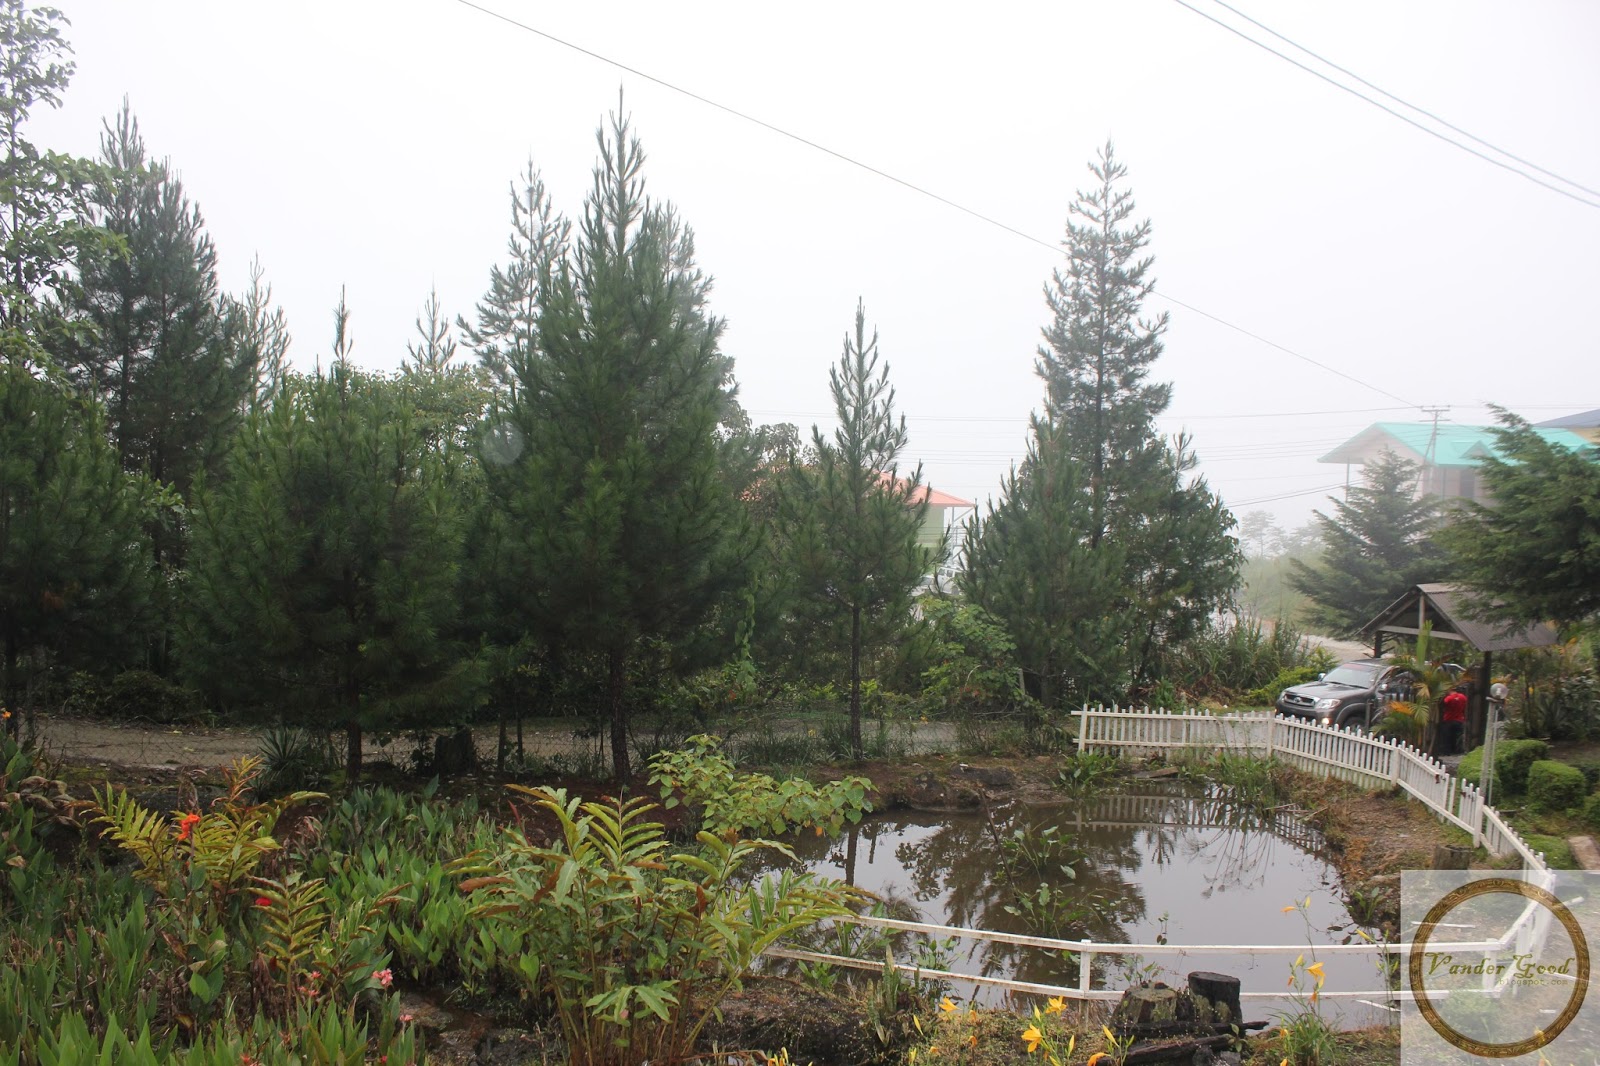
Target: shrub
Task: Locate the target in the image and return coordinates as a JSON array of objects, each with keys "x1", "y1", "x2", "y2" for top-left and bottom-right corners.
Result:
[
  {"x1": 106, "y1": 669, "x2": 204, "y2": 723},
  {"x1": 648, "y1": 734, "x2": 872, "y2": 837},
  {"x1": 1526, "y1": 760, "x2": 1587, "y2": 813},
  {"x1": 1583, "y1": 793, "x2": 1600, "y2": 832},
  {"x1": 469, "y1": 786, "x2": 861, "y2": 1066},
  {"x1": 1523, "y1": 834, "x2": 1577, "y2": 870},
  {"x1": 1497, "y1": 738, "x2": 1551, "y2": 795},
  {"x1": 1246, "y1": 664, "x2": 1320, "y2": 708}
]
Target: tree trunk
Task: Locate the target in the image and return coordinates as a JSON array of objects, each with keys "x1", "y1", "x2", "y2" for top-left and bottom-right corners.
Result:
[
  {"x1": 344, "y1": 674, "x2": 363, "y2": 781},
  {"x1": 849, "y1": 605, "x2": 863, "y2": 761},
  {"x1": 608, "y1": 646, "x2": 630, "y2": 783}
]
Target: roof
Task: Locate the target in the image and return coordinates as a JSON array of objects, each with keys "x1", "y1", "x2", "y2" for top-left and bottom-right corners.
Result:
[
  {"x1": 1319, "y1": 422, "x2": 1592, "y2": 467},
  {"x1": 876, "y1": 473, "x2": 973, "y2": 509},
  {"x1": 1363, "y1": 582, "x2": 1561, "y2": 653},
  {"x1": 1535, "y1": 408, "x2": 1600, "y2": 429}
]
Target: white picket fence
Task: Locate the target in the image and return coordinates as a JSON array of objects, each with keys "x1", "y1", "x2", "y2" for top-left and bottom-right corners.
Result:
[{"x1": 1075, "y1": 706, "x2": 1547, "y2": 870}]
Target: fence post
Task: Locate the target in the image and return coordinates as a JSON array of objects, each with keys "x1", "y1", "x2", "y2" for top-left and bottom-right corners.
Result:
[
  {"x1": 1388, "y1": 738, "x2": 1400, "y2": 786},
  {"x1": 1077, "y1": 704, "x2": 1088, "y2": 752},
  {"x1": 1264, "y1": 714, "x2": 1275, "y2": 759},
  {"x1": 1078, "y1": 940, "x2": 1094, "y2": 998}
]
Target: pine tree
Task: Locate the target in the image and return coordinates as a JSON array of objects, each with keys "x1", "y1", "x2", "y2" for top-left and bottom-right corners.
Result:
[
  {"x1": 962, "y1": 416, "x2": 1125, "y2": 708},
  {"x1": 184, "y1": 316, "x2": 471, "y2": 780},
  {"x1": 963, "y1": 145, "x2": 1239, "y2": 706},
  {"x1": 1439, "y1": 412, "x2": 1600, "y2": 628},
  {"x1": 457, "y1": 160, "x2": 570, "y2": 399},
  {"x1": 221, "y1": 255, "x2": 292, "y2": 408},
  {"x1": 785, "y1": 301, "x2": 931, "y2": 758},
  {"x1": 481, "y1": 110, "x2": 747, "y2": 781},
  {"x1": 58, "y1": 103, "x2": 249, "y2": 494},
  {"x1": 1036, "y1": 141, "x2": 1171, "y2": 549},
  {"x1": 1289, "y1": 450, "x2": 1446, "y2": 636},
  {"x1": 0, "y1": 359, "x2": 151, "y2": 734}
]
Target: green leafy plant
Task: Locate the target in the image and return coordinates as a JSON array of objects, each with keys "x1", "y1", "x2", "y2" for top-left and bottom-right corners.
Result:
[
  {"x1": 1274, "y1": 897, "x2": 1338, "y2": 1065},
  {"x1": 1055, "y1": 749, "x2": 1120, "y2": 798},
  {"x1": 468, "y1": 785, "x2": 862, "y2": 1066},
  {"x1": 648, "y1": 734, "x2": 873, "y2": 837}
]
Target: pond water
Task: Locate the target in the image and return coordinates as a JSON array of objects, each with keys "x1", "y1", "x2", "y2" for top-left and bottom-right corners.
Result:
[{"x1": 778, "y1": 781, "x2": 1391, "y2": 1028}]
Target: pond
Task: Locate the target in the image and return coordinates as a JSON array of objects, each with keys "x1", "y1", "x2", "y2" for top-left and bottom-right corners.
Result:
[{"x1": 778, "y1": 780, "x2": 1391, "y2": 1028}]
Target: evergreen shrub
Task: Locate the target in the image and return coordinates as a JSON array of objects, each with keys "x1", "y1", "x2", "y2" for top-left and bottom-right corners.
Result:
[{"x1": 1526, "y1": 760, "x2": 1587, "y2": 813}]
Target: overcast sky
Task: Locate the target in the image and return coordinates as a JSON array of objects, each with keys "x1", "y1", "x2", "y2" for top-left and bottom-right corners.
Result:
[{"x1": 30, "y1": 0, "x2": 1600, "y2": 533}]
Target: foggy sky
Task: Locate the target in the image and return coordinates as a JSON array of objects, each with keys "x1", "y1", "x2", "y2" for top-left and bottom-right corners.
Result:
[{"x1": 30, "y1": 0, "x2": 1600, "y2": 534}]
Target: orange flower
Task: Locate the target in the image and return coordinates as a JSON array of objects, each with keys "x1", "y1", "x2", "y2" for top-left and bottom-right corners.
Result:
[{"x1": 176, "y1": 812, "x2": 201, "y2": 842}]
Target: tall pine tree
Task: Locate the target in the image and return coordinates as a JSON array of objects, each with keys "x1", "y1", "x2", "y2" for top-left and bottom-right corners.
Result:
[
  {"x1": 481, "y1": 109, "x2": 747, "y2": 781},
  {"x1": 964, "y1": 144, "x2": 1238, "y2": 706},
  {"x1": 784, "y1": 301, "x2": 930, "y2": 758}
]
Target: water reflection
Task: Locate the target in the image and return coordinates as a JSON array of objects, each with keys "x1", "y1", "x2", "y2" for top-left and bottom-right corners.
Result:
[{"x1": 778, "y1": 780, "x2": 1383, "y2": 1025}]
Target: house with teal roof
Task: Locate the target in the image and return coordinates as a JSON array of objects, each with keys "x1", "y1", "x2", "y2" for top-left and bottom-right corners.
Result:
[{"x1": 1319, "y1": 421, "x2": 1594, "y2": 503}]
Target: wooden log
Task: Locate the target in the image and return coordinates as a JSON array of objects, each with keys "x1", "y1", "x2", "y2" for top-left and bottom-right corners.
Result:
[
  {"x1": 1186, "y1": 971, "x2": 1242, "y2": 1028},
  {"x1": 1124, "y1": 1032, "x2": 1236, "y2": 1064},
  {"x1": 1432, "y1": 843, "x2": 1472, "y2": 870}
]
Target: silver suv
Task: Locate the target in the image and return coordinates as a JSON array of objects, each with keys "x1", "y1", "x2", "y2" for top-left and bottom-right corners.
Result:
[{"x1": 1275, "y1": 658, "x2": 1460, "y2": 730}]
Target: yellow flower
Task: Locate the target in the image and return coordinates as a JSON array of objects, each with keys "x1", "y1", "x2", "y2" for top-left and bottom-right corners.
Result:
[
  {"x1": 913, "y1": 1014, "x2": 923, "y2": 1035},
  {"x1": 908, "y1": 1050, "x2": 916, "y2": 1066},
  {"x1": 1306, "y1": 961, "x2": 1326, "y2": 984},
  {"x1": 1281, "y1": 904, "x2": 1296, "y2": 913},
  {"x1": 1045, "y1": 996, "x2": 1066, "y2": 1015},
  {"x1": 967, "y1": 1034, "x2": 978, "y2": 1049},
  {"x1": 1021, "y1": 1025, "x2": 1043, "y2": 1054},
  {"x1": 940, "y1": 997, "x2": 957, "y2": 1013},
  {"x1": 1087, "y1": 1055, "x2": 1110, "y2": 1066},
  {"x1": 1102, "y1": 1024, "x2": 1116, "y2": 1043}
]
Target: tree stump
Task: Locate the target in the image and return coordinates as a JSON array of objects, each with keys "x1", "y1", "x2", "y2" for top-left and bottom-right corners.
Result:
[
  {"x1": 1186, "y1": 972, "x2": 1242, "y2": 1028},
  {"x1": 1115, "y1": 984, "x2": 1181, "y2": 1027},
  {"x1": 1432, "y1": 843, "x2": 1473, "y2": 870}
]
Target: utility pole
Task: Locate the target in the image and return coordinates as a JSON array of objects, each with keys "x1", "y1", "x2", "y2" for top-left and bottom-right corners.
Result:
[{"x1": 1418, "y1": 406, "x2": 1450, "y2": 496}]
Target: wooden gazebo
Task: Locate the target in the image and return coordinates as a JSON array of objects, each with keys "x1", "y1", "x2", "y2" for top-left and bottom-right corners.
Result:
[{"x1": 1363, "y1": 582, "x2": 1561, "y2": 748}]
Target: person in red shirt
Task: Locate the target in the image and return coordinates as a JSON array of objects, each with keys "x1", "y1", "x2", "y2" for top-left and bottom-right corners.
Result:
[{"x1": 1440, "y1": 686, "x2": 1468, "y2": 755}]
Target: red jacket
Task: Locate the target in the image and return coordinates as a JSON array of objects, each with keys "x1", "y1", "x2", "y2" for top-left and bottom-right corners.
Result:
[{"x1": 1442, "y1": 690, "x2": 1467, "y2": 723}]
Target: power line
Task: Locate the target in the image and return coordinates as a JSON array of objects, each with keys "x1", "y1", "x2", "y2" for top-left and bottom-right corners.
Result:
[
  {"x1": 1207, "y1": 0, "x2": 1600, "y2": 202},
  {"x1": 451, "y1": 0, "x2": 1425, "y2": 411},
  {"x1": 1172, "y1": 0, "x2": 1600, "y2": 211}
]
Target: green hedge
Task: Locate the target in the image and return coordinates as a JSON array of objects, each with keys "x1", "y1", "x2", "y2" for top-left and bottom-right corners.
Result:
[
  {"x1": 1583, "y1": 793, "x2": 1600, "y2": 832},
  {"x1": 1459, "y1": 738, "x2": 1551, "y2": 798},
  {"x1": 1527, "y1": 760, "x2": 1587, "y2": 813}
]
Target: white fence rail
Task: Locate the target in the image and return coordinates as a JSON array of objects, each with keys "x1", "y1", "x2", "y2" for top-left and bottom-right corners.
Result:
[{"x1": 1076, "y1": 706, "x2": 1546, "y2": 868}]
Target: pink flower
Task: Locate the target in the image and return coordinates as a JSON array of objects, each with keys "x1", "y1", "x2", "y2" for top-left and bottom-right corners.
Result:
[
  {"x1": 373, "y1": 968, "x2": 394, "y2": 988},
  {"x1": 400, "y1": 1013, "x2": 414, "y2": 1024}
]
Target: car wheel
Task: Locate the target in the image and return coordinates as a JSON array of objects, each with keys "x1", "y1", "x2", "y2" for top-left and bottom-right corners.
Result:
[{"x1": 1336, "y1": 707, "x2": 1369, "y2": 733}]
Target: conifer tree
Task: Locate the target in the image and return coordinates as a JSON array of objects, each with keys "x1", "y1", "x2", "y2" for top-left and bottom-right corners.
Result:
[
  {"x1": 962, "y1": 416, "x2": 1122, "y2": 708},
  {"x1": 184, "y1": 307, "x2": 471, "y2": 779},
  {"x1": 963, "y1": 144, "x2": 1239, "y2": 706},
  {"x1": 458, "y1": 161, "x2": 570, "y2": 399},
  {"x1": 1440, "y1": 412, "x2": 1599, "y2": 628},
  {"x1": 784, "y1": 302, "x2": 931, "y2": 758},
  {"x1": 481, "y1": 110, "x2": 747, "y2": 781},
  {"x1": 221, "y1": 255, "x2": 291, "y2": 408},
  {"x1": 1289, "y1": 450, "x2": 1446, "y2": 636},
  {"x1": 0, "y1": 359, "x2": 151, "y2": 734},
  {"x1": 58, "y1": 103, "x2": 249, "y2": 494}
]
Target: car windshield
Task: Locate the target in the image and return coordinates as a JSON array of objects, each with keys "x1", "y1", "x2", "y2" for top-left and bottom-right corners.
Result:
[{"x1": 1322, "y1": 663, "x2": 1381, "y2": 687}]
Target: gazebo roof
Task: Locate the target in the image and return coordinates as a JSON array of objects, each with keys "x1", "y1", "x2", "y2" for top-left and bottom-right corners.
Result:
[{"x1": 1362, "y1": 582, "x2": 1561, "y2": 654}]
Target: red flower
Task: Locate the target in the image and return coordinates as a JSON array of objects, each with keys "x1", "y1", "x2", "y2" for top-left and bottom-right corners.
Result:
[
  {"x1": 255, "y1": 896, "x2": 272, "y2": 908},
  {"x1": 176, "y1": 812, "x2": 201, "y2": 842}
]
